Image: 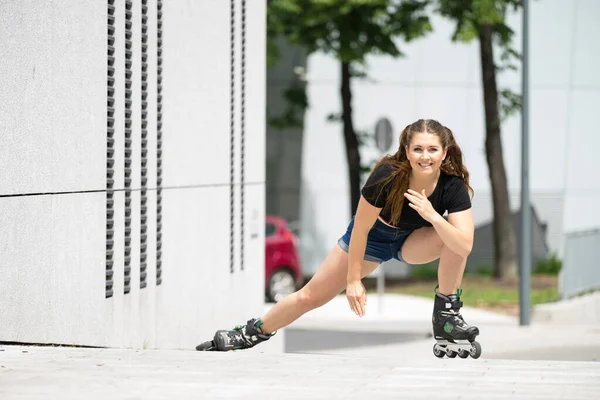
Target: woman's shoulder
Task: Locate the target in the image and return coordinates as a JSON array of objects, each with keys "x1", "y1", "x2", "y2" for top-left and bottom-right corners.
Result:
[
  {"x1": 440, "y1": 172, "x2": 466, "y2": 191},
  {"x1": 370, "y1": 161, "x2": 396, "y2": 178}
]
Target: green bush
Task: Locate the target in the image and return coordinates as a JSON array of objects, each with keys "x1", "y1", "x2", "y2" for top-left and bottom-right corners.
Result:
[
  {"x1": 535, "y1": 253, "x2": 562, "y2": 275},
  {"x1": 411, "y1": 263, "x2": 438, "y2": 280}
]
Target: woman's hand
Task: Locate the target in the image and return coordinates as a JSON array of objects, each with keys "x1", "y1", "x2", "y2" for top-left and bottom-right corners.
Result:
[
  {"x1": 346, "y1": 280, "x2": 367, "y2": 317},
  {"x1": 404, "y1": 189, "x2": 440, "y2": 223}
]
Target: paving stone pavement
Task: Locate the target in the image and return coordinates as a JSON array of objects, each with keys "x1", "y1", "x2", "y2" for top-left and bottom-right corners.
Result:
[{"x1": 1, "y1": 345, "x2": 599, "y2": 400}]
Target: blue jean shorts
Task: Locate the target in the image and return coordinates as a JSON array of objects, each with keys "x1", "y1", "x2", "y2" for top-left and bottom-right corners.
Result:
[{"x1": 337, "y1": 216, "x2": 414, "y2": 263}]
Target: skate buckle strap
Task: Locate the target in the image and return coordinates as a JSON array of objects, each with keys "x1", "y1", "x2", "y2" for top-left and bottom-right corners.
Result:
[
  {"x1": 451, "y1": 299, "x2": 463, "y2": 310},
  {"x1": 443, "y1": 300, "x2": 463, "y2": 311}
]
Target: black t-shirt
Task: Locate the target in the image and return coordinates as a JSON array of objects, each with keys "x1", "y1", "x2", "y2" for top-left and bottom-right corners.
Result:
[{"x1": 361, "y1": 163, "x2": 471, "y2": 230}]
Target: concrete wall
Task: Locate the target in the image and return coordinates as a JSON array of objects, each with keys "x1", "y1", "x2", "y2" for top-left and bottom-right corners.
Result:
[
  {"x1": 0, "y1": 0, "x2": 278, "y2": 352},
  {"x1": 299, "y1": 0, "x2": 600, "y2": 275}
]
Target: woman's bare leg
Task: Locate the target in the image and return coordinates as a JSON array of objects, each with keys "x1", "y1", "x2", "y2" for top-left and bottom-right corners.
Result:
[
  {"x1": 438, "y1": 245, "x2": 468, "y2": 294},
  {"x1": 400, "y1": 227, "x2": 468, "y2": 295},
  {"x1": 260, "y1": 244, "x2": 379, "y2": 334},
  {"x1": 400, "y1": 227, "x2": 479, "y2": 346}
]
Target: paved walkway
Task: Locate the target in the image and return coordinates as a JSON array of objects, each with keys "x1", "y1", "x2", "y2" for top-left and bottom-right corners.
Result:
[
  {"x1": 2, "y1": 293, "x2": 599, "y2": 399},
  {"x1": 1, "y1": 345, "x2": 600, "y2": 399}
]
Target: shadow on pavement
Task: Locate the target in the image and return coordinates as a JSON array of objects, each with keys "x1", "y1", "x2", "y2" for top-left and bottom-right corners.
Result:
[{"x1": 285, "y1": 328, "x2": 429, "y2": 353}]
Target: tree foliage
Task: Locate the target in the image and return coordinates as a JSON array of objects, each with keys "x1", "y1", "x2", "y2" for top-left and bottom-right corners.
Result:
[{"x1": 268, "y1": 0, "x2": 432, "y2": 62}]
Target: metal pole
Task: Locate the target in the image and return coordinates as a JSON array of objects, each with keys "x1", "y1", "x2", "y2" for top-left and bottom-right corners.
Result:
[{"x1": 519, "y1": 0, "x2": 531, "y2": 326}]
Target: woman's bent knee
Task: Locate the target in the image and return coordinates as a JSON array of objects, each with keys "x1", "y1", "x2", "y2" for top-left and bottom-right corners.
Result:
[{"x1": 296, "y1": 287, "x2": 326, "y2": 311}]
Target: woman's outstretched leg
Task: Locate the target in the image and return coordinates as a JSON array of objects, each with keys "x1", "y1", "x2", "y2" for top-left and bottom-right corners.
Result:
[
  {"x1": 260, "y1": 245, "x2": 378, "y2": 333},
  {"x1": 210, "y1": 244, "x2": 379, "y2": 351}
]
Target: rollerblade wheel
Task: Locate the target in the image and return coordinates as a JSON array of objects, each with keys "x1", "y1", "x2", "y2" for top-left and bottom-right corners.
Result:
[
  {"x1": 469, "y1": 341, "x2": 482, "y2": 359},
  {"x1": 457, "y1": 349, "x2": 469, "y2": 359},
  {"x1": 433, "y1": 344, "x2": 445, "y2": 358},
  {"x1": 195, "y1": 340, "x2": 216, "y2": 351},
  {"x1": 445, "y1": 347, "x2": 457, "y2": 358}
]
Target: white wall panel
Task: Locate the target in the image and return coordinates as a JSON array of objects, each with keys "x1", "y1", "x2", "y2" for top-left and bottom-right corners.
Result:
[
  {"x1": 528, "y1": 0, "x2": 575, "y2": 87},
  {"x1": 161, "y1": 0, "x2": 231, "y2": 188},
  {"x1": 529, "y1": 89, "x2": 569, "y2": 191},
  {"x1": 564, "y1": 91, "x2": 600, "y2": 192},
  {"x1": 0, "y1": 1, "x2": 105, "y2": 195},
  {"x1": 156, "y1": 186, "x2": 226, "y2": 349},
  {"x1": 562, "y1": 90, "x2": 600, "y2": 233},
  {"x1": 572, "y1": 0, "x2": 600, "y2": 87},
  {"x1": 0, "y1": 193, "x2": 106, "y2": 346}
]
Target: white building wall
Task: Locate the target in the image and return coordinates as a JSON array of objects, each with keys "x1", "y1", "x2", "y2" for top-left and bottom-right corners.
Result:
[
  {"x1": 0, "y1": 0, "x2": 277, "y2": 352},
  {"x1": 300, "y1": 0, "x2": 600, "y2": 274}
]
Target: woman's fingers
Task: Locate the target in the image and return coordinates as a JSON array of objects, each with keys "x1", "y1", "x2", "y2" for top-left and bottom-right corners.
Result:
[
  {"x1": 357, "y1": 296, "x2": 366, "y2": 316},
  {"x1": 406, "y1": 189, "x2": 423, "y2": 198},
  {"x1": 355, "y1": 295, "x2": 366, "y2": 317},
  {"x1": 347, "y1": 281, "x2": 367, "y2": 317},
  {"x1": 347, "y1": 293, "x2": 355, "y2": 314},
  {"x1": 405, "y1": 193, "x2": 420, "y2": 209},
  {"x1": 347, "y1": 294, "x2": 366, "y2": 317}
]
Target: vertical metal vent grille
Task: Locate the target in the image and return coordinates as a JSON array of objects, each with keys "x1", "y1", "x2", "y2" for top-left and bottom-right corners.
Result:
[
  {"x1": 229, "y1": 0, "x2": 235, "y2": 275},
  {"x1": 124, "y1": 0, "x2": 133, "y2": 294},
  {"x1": 140, "y1": 0, "x2": 149, "y2": 289},
  {"x1": 240, "y1": 0, "x2": 246, "y2": 272},
  {"x1": 106, "y1": 0, "x2": 116, "y2": 299},
  {"x1": 156, "y1": 0, "x2": 163, "y2": 286}
]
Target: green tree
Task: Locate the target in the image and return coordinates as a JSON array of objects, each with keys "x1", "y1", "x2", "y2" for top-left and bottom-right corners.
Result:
[
  {"x1": 435, "y1": 0, "x2": 522, "y2": 280},
  {"x1": 267, "y1": 0, "x2": 432, "y2": 216}
]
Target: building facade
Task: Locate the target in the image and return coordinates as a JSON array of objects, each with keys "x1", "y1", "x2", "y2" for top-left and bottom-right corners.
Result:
[{"x1": 0, "y1": 0, "x2": 277, "y2": 351}]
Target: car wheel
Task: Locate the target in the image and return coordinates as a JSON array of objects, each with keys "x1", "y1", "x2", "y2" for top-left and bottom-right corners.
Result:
[{"x1": 267, "y1": 269, "x2": 296, "y2": 303}]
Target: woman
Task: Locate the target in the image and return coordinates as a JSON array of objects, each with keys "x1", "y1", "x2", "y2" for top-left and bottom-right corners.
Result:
[{"x1": 198, "y1": 119, "x2": 480, "y2": 358}]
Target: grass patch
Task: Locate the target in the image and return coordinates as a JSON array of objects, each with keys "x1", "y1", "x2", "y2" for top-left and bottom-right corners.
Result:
[{"x1": 367, "y1": 275, "x2": 560, "y2": 316}]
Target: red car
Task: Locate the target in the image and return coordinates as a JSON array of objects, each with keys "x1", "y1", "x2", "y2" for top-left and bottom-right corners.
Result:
[{"x1": 265, "y1": 215, "x2": 303, "y2": 302}]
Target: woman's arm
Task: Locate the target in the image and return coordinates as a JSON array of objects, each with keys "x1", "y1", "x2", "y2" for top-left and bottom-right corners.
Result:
[
  {"x1": 404, "y1": 188, "x2": 474, "y2": 257},
  {"x1": 429, "y1": 209, "x2": 474, "y2": 257},
  {"x1": 346, "y1": 195, "x2": 380, "y2": 317},
  {"x1": 347, "y1": 196, "x2": 381, "y2": 282}
]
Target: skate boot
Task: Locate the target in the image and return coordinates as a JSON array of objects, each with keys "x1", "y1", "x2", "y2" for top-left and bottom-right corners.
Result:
[
  {"x1": 196, "y1": 318, "x2": 274, "y2": 352},
  {"x1": 431, "y1": 289, "x2": 482, "y2": 359}
]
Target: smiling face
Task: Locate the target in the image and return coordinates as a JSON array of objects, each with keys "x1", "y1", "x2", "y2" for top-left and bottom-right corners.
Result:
[{"x1": 405, "y1": 132, "x2": 447, "y2": 177}]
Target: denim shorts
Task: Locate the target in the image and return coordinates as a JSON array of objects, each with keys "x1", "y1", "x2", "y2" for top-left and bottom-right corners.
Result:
[{"x1": 337, "y1": 216, "x2": 414, "y2": 263}]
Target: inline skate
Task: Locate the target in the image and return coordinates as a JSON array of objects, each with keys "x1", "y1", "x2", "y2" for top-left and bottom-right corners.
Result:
[
  {"x1": 431, "y1": 289, "x2": 482, "y2": 359},
  {"x1": 195, "y1": 318, "x2": 273, "y2": 351}
]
